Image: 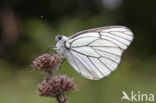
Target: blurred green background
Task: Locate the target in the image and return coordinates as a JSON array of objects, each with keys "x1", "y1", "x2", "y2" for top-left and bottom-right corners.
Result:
[{"x1": 0, "y1": 0, "x2": 156, "y2": 103}]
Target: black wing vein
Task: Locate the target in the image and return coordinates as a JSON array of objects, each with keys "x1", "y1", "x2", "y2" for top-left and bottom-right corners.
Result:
[
  {"x1": 101, "y1": 35, "x2": 128, "y2": 46},
  {"x1": 69, "y1": 52, "x2": 81, "y2": 74},
  {"x1": 87, "y1": 56, "x2": 105, "y2": 77},
  {"x1": 71, "y1": 51, "x2": 98, "y2": 79},
  {"x1": 71, "y1": 49, "x2": 99, "y2": 58},
  {"x1": 93, "y1": 49, "x2": 119, "y2": 64},
  {"x1": 106, "y1": 32, "x2": 132, "y2": 41},
  {"x1": 92, "y1": 48, "x2": 121, "y2": 57}
]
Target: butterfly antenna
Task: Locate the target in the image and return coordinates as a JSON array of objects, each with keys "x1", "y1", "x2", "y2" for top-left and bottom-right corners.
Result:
[
  {"x1": 40, "y1": 16, "x2": 60, "y2": 37},
  {"x1": 44, "y1": 46, "x2": 57, "y2": 53},
  {"x1": 40, "y1": 16, "x2": 60, "y2": 54}
]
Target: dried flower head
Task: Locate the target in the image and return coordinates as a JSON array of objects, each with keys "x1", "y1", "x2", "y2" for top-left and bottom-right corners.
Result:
[
  {"x1": 33, "y1": 54, "x2": 60, "y2": 74},
  {"x1": 33, "y1": 54, "x2": 76, "y2": 103},
  {"x1": 38, "y1": 75, "x2": 75, "y2": 98}
]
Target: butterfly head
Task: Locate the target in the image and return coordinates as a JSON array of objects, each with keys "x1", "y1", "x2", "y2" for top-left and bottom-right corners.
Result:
[
  {"x1": 55, "y1": 34, "x2": 68, "y2": 57},
  {"x1": 55, "y1": 34, "x2": 63, "y2": 42}
]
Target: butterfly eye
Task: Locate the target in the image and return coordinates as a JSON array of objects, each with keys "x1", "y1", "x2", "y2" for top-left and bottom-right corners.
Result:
[{"x1": 56, "y1": 34, "x2": 62, "y2": 41}]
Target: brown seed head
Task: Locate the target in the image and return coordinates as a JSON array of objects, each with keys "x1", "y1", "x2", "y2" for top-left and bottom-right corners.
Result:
[
  {"x1": 38, "y1": 75, "x2": 75, "y2": 97},
  {"x1": 33, "y1": 54, "x2": 61, "y2": 74}
]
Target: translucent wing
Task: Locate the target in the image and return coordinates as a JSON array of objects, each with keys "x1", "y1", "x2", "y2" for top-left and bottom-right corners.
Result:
[{"x1": 65, "y1": 26, "x2": 133, "y2": 80}]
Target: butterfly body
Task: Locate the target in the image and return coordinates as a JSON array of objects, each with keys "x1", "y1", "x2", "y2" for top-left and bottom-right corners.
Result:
[{"x1": 55, "y1": 26, "x2": 133, "y2": 80}]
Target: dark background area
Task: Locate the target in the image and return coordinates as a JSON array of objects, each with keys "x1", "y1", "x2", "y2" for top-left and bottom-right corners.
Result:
[{"x1": 0, "y1": 0, "x2": 156, "y2": 103}]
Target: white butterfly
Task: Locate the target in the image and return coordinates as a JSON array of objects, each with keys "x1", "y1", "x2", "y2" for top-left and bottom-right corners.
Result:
[{"x1": 54, "y1": 26, "x2": 133, "y2": 80}]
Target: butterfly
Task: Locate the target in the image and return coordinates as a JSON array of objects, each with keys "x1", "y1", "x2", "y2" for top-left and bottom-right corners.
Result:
[{"x1": 54, "y1": 26, "x2": 133, "y2": 80}]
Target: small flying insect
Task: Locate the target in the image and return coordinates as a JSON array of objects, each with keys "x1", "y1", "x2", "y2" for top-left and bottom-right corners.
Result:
[{"x1": 53, "y1": 26, "x2": 133, "y2": 80}]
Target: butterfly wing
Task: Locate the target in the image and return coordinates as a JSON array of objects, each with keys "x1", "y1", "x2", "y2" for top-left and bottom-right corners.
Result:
[{"x1": 65, "y1": 26, "x2": 133, "y2": 80}]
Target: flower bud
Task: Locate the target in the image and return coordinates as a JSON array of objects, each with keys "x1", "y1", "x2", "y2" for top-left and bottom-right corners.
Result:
[
  {"x1": 33, "y1": 54, "x2": 61, "y2": 74},
  {"x1": 38, "y1": 75, "x2": 75, "y2": 97}
]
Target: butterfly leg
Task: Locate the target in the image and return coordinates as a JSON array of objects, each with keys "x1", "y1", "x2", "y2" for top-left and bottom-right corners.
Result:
[
  {"x1": 61, "y1": 58, "x2": 66, "y2": 64},
  {"x1": 58, "y1": 58, "x2": 66, "y2": 70}
]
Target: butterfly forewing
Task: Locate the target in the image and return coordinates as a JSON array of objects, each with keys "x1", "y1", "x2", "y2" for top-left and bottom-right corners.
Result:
[{"x1": 65, "y1": 26, "x2": 133, "y2": 80}]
